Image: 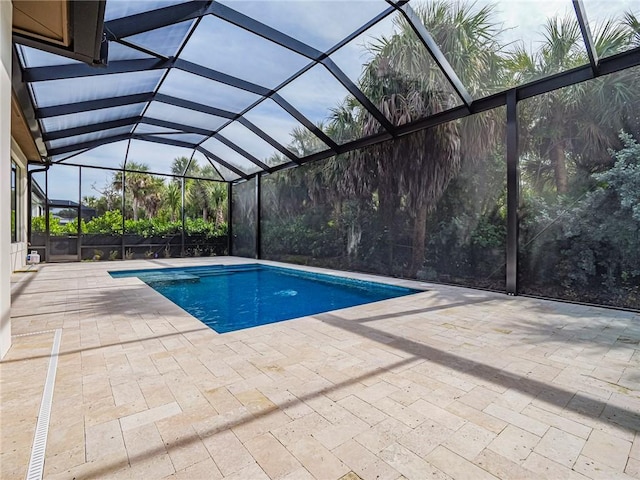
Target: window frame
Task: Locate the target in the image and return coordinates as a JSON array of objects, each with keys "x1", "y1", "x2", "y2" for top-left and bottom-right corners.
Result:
[{"x1": 11, "y1": 161, "x2": 19, "y2": 243}]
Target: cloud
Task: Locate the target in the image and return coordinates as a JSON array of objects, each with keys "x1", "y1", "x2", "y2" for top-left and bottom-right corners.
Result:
[
  {"x1": 159, "y1": 69, "x2": 261, "y2": 114},
  {"x1": 218, "y1": 0, "x2": 389, "y2": 51},
  {"x1": 278, "y1": 64, "x2": 352, "y2": 124},
  {"x1": 218, "y1": 122, "x2": 287, "y2": 165},
  {"x1": 181, "y1": 15, "x2": 309, "y2": 89}
]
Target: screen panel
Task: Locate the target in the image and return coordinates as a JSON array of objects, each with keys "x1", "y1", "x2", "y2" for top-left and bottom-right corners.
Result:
[
  {"x1": 180, "y1": 15, "x2": 311, "y2": 89},
  {"x1": 518, "y1": 66, "x2": 640, "y2": 309},
  {"x1": 231, "y1": 177, "x2": 258, "y2": 258},
  {"x1": 330, "y1": 9, "x2": 463, "y2": 127},
  {"x1": 217, "y1": 0, "x2": 390, "y2": 51}
]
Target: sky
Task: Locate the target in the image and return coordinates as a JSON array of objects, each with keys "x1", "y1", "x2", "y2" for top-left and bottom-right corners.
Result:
[{"x1": 34, "y1": 0, "x2": 639, "y2": 197}]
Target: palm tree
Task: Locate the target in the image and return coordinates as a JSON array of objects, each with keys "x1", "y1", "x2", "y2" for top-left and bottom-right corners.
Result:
[
  {"x1": 184, "y1": 164, "x2": 227, "y2": 223},
  {"x1": 626, "y1": 12, "x2": 640, "y2": 48},
  {"x1": 171, "y1": 156, "x2": 192, "y2": 177},
  {"x1": 354, "y1": 2, "x2": 505, "y2": 276},
  {"x1": 512, "y1": 14, "x2": 638, "y2": 195},
  {"x1": 208, "y1": 181, "x2": 228, "y2": 227},
  {"x1": 164, "y1": 181, "x2": 181, "y2": 222},
  {"x1": 112, "y1": 161, "x2": 164, "y2": 220},
  {"x1": 141, "y1": 177, "x2": 165, "y2": 218}
]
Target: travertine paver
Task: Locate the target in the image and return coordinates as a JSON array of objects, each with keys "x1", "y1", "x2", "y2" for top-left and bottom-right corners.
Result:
[
  {"x1": 426, "y1": 446, "x2": 498, "y2": 480},
  {"x1": 1, "y1": 257, "x2": 638, "y2": 480},
  {"x1": 581, "y1": 429, "x2": 633, "y2": 471},
  {"x1": 534, "y1": 426, "x2": 586, "y2": 468},
  {"x1": 487, "y1": 424, "x2": 541, "y2": 463}
]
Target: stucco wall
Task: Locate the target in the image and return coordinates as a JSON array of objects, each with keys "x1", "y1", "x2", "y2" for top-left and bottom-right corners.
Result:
[
  {"x1": 1, "y1": 0, "x2": 13, "y2": 358},
  {"x1": 11, "y1": 139, "x2": 29, "y2": 272}
]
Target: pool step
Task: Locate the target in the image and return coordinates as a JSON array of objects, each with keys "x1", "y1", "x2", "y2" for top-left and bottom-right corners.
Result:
[
  {"x1": 197, "y1": 266, "x2": 262, "y2": 278},
  {"x1": 144, "y1": 273, "x2": 201, "y2": 284}
]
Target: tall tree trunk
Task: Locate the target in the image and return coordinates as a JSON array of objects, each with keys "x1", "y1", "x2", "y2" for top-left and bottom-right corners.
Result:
[
  {"x1": 216, "y1": 206, "x2": 225, "y2": 227},
  {"x1": 132, "y1": 197, "x2": 139, "y2": 221},
  {"x1": 409, "y1": 203, "x2": 429, "y2": 278},
  {"x1": 551, "y1": 141, "x2": 568, "y2": 195},
  {"x1": 202, "y1": 208, "x2": 208, "y2": 222},
  {"x1": 378, "y1": 183, "x2": 397, "y2": 270}
]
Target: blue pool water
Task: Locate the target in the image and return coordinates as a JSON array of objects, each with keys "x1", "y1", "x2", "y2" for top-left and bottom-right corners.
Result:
[{"x1": 110, "y1": 264, "x2": 419, "y2": 333}]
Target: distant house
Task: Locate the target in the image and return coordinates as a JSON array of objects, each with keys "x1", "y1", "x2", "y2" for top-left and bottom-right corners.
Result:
[
  {"x1": 48, "y1": 199, "x2": 97, "y2": 223},
  {"x1": 30, "y1": 178, "x2": 97, "y2": 222},
  {"x1": 31, "y1": 177, "x2": 45, "y2": 218}
]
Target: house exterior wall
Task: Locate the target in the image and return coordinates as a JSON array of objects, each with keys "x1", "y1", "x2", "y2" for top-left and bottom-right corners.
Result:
[
  {"x1": 10, "y1": 138, "x2": 28, "y2": 273},
  {"x1": 1, "y1": 0, "x2": 13, "y2": 358}
]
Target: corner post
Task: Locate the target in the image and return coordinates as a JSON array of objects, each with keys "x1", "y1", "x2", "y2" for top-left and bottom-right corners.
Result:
[
  {"x1": 506, "y1": 89, "x2": 519, "y2": 295},
  {"x1": 227, "y1": 182, "x2": 233, "y2": 256},
  {"x1": 255, "y1": 175, "x2": 261, "y2": 260}
]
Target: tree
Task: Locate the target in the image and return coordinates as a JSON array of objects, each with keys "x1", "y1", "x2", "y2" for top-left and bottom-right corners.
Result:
[
  {"x1": 112, "y1": 161, "x2": 164, "y2": 220},
  {"x1": 171, "y1": 156, "x2": 192, "y2": 177},
  {"x1": 178, "y1": 158, "x2": 228, "y2": 225},
  {"x1": 164, "y1": 181, "x2": 181, "y2": 222},
  {"x1": 520, "y1": 132, "x2": 640, "y2": 307},
  {"x1": 83, "y1": 180, "x2": 120, "y2": 216},
  {"x1": 513, "y1": 14, "x2": 638, "y2": 195},
  {"x1": 354, "y1": 1, "x2": 505, "y2": 275}
]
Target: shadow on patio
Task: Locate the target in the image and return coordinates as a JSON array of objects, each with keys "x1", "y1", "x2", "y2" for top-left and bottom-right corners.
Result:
[{"x1": 7, "y1": 275, "x2": 639, "y2": 478}]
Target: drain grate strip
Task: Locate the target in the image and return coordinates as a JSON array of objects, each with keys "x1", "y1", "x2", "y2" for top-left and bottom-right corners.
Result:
[
  {"x1": 12, "y1": 330, "x2": 58, "y2": 338},
  {"x1": 26, "y1": 329, "x2": 62, "y2": 480}
]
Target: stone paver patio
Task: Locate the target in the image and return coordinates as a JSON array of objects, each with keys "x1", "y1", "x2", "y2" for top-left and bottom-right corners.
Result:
[{"x1": 1, "y1": 257, "x2": 639, "y2": 479}]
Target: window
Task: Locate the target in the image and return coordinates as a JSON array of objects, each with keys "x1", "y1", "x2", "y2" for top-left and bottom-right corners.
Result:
[{"x1": 11, "y1": 161, "x2": 19, "y2": 243}]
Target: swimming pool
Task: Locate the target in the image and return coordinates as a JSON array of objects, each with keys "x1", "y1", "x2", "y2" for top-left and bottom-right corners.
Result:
[{"x1": 110, "y1": 264, "x2": 419, "y2": 333}]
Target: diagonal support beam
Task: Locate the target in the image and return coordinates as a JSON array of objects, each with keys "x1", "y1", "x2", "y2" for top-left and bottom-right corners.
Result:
[
  {"x1": 106, "y1": 1, "x2": 322, "y2": 60},
  {"x1": 24, "y1": 58, "x2": 172, "y2": 82},
  {"x1": 114, "y1": 38, "x2": 169, "y2": 60},
  {"x1": 133, "y1": 135, "x2": 248, "y2": 179},
  {"x1": 48, "y1": 133, "x2": 132, "y2": 156},
  {"x1": 573, "y1": 0, "x2": 599, "y2": 75},
  {"x1": 174, "y1": 58, "x2": 271, "y2": 96},
  {"x1": 237, "y1": 117, "x2": 300, "y2": 164},
  {"x1": 271, "y1": 93, "x2": 339, "y2": 152},
  {"x1": 44, "y1": 115, "x2": 225, "y2": 141},
  {"x1": 398, "y1": 3, "x2": 473, "y2": 108},
  {"x1": 195, "y1": 145, "x2": 249, "y2": 179},
  {"x1": 207, "y1": 2, "x2": 322, "y2": 60},
  {"x1": 141, "y1": 117, "x2": 215, "y2": 136},
  {"x1": 36, "y1": 92, "x2": 153, "y2": 118},
  {"x1": 215, "y1": 135, "x2": 269, "y2": 170},
  {"x1": 43, "y1": 116, "x2": 140, "y2": 141},
  {"x1": 321, "y1": 58, "x2": 395, "y2": 134},
  {"x1": 25, "y1": 57, "x2": 271, "y2": 99},
  {"x1": 104, "y1": 1, "x2": 210, "y2": 40},
  {"x1": 36, "y1": 92, "x2": 235, "y2": 121},
  {"x1": 154, "y1": 93, "x2": 237, "y2": 119}
]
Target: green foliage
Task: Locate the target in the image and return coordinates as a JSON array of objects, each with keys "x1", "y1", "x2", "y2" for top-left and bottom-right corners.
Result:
[
  {"x1": 82, "y1": 210, "x2": 123, "y2": 234},
  {"x1": 594, "y1": 132, "x2": 640, "y2": 221},
  {"x1": 185, "y1": 218, "x2": 228, "y2": 237},
  {"x1": 471, "y1": 217, "x2": 506, "y2": 249},
  {"x1": 520, "y1": 132, "x2": 640, "y2": 307},
  {"x1": 75, "y1": 211, "x2": 227, "y2": 238},
  {"x1": 124, "y1": 218, "x2": 181, "y2": 237},
  {"x1": 31, "y1": 216, "x2": 79, "y2": 236},
  {"x1": 32, "y1": 216, "x2": 46, "y2": 234}
]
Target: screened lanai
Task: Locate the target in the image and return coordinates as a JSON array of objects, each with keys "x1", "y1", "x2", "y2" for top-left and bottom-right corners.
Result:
[
  {"x1": 4, "y1": 2, "x2": 640, "y2": 479},
  {"x1": 13, "y1": 0, "x2": 640, "y2": 309}
]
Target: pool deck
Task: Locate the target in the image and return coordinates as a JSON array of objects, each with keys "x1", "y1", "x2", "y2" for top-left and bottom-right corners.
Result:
[{"x1": 2, "y1": 257, "x2": 639, "y2": 480}]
